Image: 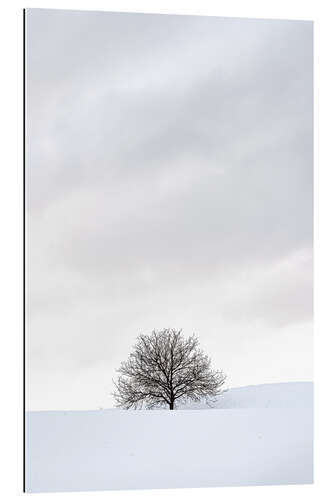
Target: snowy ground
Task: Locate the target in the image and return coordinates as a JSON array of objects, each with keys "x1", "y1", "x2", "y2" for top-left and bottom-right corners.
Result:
[
  {"x1": 25, "y1": 382, "x2": 313, "y2": 493},
  {"x1": 179, "y1": 381, "x2": 313, "y2": 409}
]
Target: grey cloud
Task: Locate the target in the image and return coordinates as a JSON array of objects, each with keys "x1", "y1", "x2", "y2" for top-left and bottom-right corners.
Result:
[{"x1": 26, "y1": 9, "x2": 313, "y2": 410}]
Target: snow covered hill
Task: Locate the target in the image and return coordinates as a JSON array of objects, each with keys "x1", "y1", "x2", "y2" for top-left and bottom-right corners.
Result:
[
  {"x1": 25, "y1": 382, "x2": 313, "y2": 493},
  {"x1": 179, "y1": 381, "x2": 313, "y2": 409}
]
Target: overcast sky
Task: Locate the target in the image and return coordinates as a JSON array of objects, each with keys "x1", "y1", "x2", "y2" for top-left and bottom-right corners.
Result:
[{"x1": 26, "y1": 9, "x2": 313, "y2": 411}]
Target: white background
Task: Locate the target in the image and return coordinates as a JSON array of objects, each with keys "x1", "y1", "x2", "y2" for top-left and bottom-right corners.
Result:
[{"x1": 0, "y1": 0, "x2": 332, "y2": 499}]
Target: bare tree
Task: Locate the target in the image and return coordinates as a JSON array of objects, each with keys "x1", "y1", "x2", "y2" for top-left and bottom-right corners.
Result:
[{"x1": 112, "y1": 328, "x2": 226, "y2": 410}]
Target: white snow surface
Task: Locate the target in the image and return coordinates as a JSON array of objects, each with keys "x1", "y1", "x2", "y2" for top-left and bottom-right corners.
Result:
[
  {"x1": 25, "y1": 382, "x2": 313, "y2": 492},
  {"x1": 178, "y1": 381, "x2": 313, "y2": 409}
]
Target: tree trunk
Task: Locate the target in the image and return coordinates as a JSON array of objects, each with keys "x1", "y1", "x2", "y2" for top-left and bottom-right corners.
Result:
[{"x1": 169, "y1": 401, "x2": 174, "y2": 410}]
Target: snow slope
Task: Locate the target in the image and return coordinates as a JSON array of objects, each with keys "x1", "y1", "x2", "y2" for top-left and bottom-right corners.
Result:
[
  {"x1": 179, "y1": 381, "x2": 313, "y2": 409},
  {"x1": 25, "y1": 382, "x2": 313, "y2": 493}
]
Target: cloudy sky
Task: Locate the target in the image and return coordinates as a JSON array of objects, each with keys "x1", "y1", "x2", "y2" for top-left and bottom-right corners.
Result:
[{"x1": 26, "y1": 9, "x2": 313, "y2": 411}]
